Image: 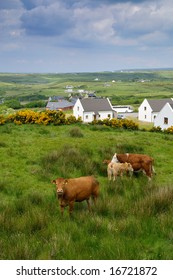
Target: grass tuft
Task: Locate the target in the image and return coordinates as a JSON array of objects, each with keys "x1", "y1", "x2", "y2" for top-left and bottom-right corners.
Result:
[{"x1": 69, "y1": 127, "x2": 84, "y2": 137}]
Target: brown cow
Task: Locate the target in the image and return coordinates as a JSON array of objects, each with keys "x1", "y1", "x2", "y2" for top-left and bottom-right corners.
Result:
[
  {"x1": 111, "y1": 153, "x2": 155, "y2": 179},
  {"x1": 51, "y1": 176, "x2": 99, "y2": 216}
]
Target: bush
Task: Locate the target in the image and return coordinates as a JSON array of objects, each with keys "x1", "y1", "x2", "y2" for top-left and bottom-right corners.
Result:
[
  {"x1": 0, "y1": 115, "x2": 6, "y2": 125},
  {"x1": 6, "y1": 109, "x2": 81, "y2": 126},
  {"x1": 150, "y1": 126, "x2": 162, "y2": 133},
  {"x1": 45, "y1": 110, "x2": 66, "y2": 125},
  {"x1": 91, "y1": 118, "x2": 138, "y2": 130},
  {"x1": 164, "y1": 126, "x2": 173, "y2": 134},
  {"x1": 7, "y1": 110, "x2": 39, "y2": 124},
  {"x1": 27, "y1": 101, "x2": 47, "y2": 108},
  {"x1": 66, "y1": 115, "x2": 82, "y2": 125},
  {"x1": 69, "y1": 127, "x2": 84, "y2": 138},
  {"x1": 4, "y1": 99, "x2": 22, "y2": 109}
]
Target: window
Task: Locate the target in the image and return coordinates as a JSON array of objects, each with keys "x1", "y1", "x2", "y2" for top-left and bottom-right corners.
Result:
[
  {"x1": 144, "y1": 106, "x2": 147, "y2": 111},
  {"x1": 86, "y1": 115, "x2": 88, "y2": 119},
  {"x1": 145, "y1": 115, "x2": 147, "y2": 119},
  {"x1": 164, "y1": 117, "x2": 168, "y2": 124},
  {"x1": 77, "y1": 106, "x2": 79, "y2": 111},
  {"x1": 108, "y1": 114, "x2": 111, "y2": 118}
]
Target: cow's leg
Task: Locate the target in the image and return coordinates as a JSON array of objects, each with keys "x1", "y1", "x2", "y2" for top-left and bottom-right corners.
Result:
[
  {"x1": 119, "y1": 169, "x2": 123, "y2": 177},
  {"x1": 60, "y1": 205, "x2": 64, "y2": 216},
  {"x1": 108, "y1": 168, "x2": 112, "y2": 180},
  {"x1": 86, "y1": 199, "x2": 91, "y2": 212},
  {"x1": 92, "y1": 195, "x2": 98, "y2": 208},
  {"x1": 68, "y1": 201, "x2": 74, "y2": 216},
  {"x1": 113, "y1": 171, "x2": 117, "y2": 181},
  {"x1": 59, "y1": 198, "x2": 64, "y2": 216},
  {"x1": 142, "y1": 166, "x2": 152, "y2": 181}
]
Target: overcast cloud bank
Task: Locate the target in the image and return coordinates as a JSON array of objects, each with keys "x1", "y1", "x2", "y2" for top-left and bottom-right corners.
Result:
[{"x1": 0, "y1": 0, "x2": 173, "y2": 72}]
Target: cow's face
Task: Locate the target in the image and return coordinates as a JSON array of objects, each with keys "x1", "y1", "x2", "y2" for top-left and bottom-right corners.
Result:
[
  {"x1": 127, "y1": 163, "x2": 133, "y2": 172},
  {"x1": 52, "y1": 178, "x2": 67, "y2": 196},
  {"x1": 103, "y1": 159, "x2": 110, "y2": 164}
]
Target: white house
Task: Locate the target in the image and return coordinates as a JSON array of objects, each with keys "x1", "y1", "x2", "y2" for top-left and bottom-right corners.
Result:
[
  {"x1": 154, "y1": 102, "x2": 173, "y2": 130},
  {"x1": 112, "y1": 105, "x2": 133, "y2": 113},
  {"x1": 73, "y1": 98, "x2": 115, "y2": 123},
  {"x1": 138, "y1": 98, "x2": 173, "y2": 122}
]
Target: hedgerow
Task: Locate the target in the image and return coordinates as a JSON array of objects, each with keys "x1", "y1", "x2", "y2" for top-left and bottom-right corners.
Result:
[
  {"x1": 4, "y1": 109, "x2": 82, "y2": 126},
  {"x1": 2, "y1": 109, "x2": 173, "y2": 135},
  {"x1": 150, "y1": 126, "x2": 162, "y2": 133},
  {"x1": 150, "y1": 125, "x2": 173, "y2": 134},
  {"x1": 91, "y1": 118, "x2": 139, "y2": 130},
  {"x1": 164, "y1": 126, "x2": 173, "y2": 134}
]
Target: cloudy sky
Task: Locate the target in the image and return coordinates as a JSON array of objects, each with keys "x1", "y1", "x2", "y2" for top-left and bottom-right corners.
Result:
[{"x1": 0, "y1": 0, "x2": 173, "y2": 73}]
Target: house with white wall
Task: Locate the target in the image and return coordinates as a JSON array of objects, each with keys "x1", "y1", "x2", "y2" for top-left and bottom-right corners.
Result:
[
  {"x1": 73, "y1": 98, "x2": 115, "y2": 123},
  {"x1": 138, "y1": 98, "x2": 173, "y2": 122},
  {"x1": 154, "y1": 102, "x2": 173, "y2": 130}
]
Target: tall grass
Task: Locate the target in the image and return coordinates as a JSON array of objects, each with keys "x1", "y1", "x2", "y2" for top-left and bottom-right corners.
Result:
[{"x1": 0, "y1": 123, "x2": 173, "y2": 259}]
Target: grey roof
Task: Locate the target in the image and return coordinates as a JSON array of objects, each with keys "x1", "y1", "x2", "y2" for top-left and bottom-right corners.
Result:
[
  {"x1": 168, "y1": 102, "x2": 173, "y2": 110},
  {"x1": 80, "y1": 98, "x2": 113, "y2": 113},
  {"x1": 46, "y1": 100, "x2": 74, "y2": 110},
  {"x1": 148, "y1": 98, "x2": 173, "y2": 112},
  {"x1": 49, "y1": 96, "x2": 64, "y2": 101},
  {"x1": 69, "y1": 97, "x2": 78, "y2": 104}
]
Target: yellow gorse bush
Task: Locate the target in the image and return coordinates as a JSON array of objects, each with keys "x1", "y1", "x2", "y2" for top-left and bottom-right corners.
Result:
[
  {"x1": 5, "y1": 109, "x2": 81, "y2": 126},
  {"x1": 0, "y1": 114, "x2": 6, "y2": 125},
  {"x1": 164, "y1": 126, "x2": 173, "y2": 134},
  {"x1": 91, "y1": 118, "x2": 138, "y2": 130}
]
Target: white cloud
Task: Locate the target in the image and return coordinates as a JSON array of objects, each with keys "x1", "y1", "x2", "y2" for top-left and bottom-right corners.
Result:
[{"x1": 1, "y1": 0, "x2": 173, "y2": 72}]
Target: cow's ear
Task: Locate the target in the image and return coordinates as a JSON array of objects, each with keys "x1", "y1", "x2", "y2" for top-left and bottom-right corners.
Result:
[{"x1": 51, "y1": 180, "x2": 56, "y2": 184}]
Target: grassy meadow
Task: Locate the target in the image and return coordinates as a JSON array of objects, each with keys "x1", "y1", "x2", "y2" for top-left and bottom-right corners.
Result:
[
  {"x1": 0, "y1": 122, "x2": 173, "y2": 260},
  {"x1": 1, "y1": 70, "x2": 173, "y2": 111}
]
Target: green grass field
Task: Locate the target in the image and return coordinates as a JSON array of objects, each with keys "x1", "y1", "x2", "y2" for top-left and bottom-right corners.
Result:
[
  {"x1": 0, "y1": 123, "x2": 173, "y2": 260},
  {"x1": 1, "y1": 70, "x2": 173, "y2": 111},
  {"x1": 0, "y1": 71, "x2": 173, "y2": 260}
]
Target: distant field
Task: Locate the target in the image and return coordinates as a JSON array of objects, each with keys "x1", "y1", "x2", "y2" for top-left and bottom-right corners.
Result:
[
  {"x1": 1, "y1": 70, "x2": 173, "y2": 111},
  {"x1": 0, "y1": 123, "x2": 173, "y2": 259}
]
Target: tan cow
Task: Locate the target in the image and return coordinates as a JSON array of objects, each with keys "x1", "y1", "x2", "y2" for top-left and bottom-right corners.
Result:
[
  {"x1": 51, "y1": 176, "x2": 99, "y2": 216},
  {"x1": 103, "y1": 159, "x2": 133, "y2": 181},
  {"x1": 111, "y1": 153, "x2": 155, "y2": 179}
]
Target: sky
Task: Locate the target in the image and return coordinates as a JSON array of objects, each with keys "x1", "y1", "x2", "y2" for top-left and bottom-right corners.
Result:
[{"x1": 0, "y1": 0, "x2": 173, "y2": 73}]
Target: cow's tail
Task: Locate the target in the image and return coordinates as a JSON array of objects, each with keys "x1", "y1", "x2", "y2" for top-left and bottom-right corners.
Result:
[
  {"x1": 152, "y1": 163, "x2": 156, "y2": 175},
  {"x1": 151, "y1": 158, "x2": 156, "y2": 176}
]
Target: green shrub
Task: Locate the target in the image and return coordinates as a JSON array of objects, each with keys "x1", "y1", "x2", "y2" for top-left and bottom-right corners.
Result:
[
  {"x1": 91, "y1": 118, "x2": 138, "y2": 130},
  {"x1": 164, "y1": 126, "x2": 173, "y2": 134},
  {"x1": 69, "y1": 127, "x2": 84, "y2": 137},
  {"x1": 150, "y1": 126, "x2": 162, "y2": 133}
]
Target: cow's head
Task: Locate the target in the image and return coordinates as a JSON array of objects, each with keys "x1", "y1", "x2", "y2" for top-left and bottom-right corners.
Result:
[
  {"x1": 51, "y1": 178, "x2": 68, "y2": 196},
  {"x1": 126, "y1": 162, "x2": 133, "y2": 172},
  {"x1": 102, "y1": 159, "x2": 111, "y2": 164}
]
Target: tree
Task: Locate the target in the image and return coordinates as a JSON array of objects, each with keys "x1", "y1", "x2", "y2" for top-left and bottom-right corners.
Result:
[{"x1": 4, "y1": 99, "x2": 22, "y2": 109}]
